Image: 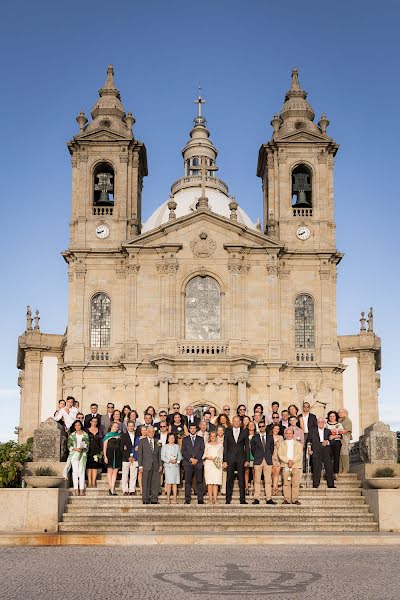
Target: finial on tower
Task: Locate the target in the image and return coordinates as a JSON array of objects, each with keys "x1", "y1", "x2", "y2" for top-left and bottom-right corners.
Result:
[
  {"x1": 290, "y1": 67, "x2": 301, "y2": 92},
  {"x1": 229, "y1": 196, "x2": 238, "y2": 221},
  {"x1": 34, "y1": 309, "x2": 40, "y2": 332},
  {"x1": 102, "y1": 64, "x2": 118, "y2": 92},
  {"x1": 318, "y1": 113, "x2": 330, "y2": 135},
  {"x1": 367, "y1": 307, "x2": 374, "y2": 333},
  {"x1": 168, "y1": 195, "x2": 177, "y2": 221},
  {"x1": 76, "y1": 111, "x2": 88, "y2": 131},
  {"x1": 360, "y1": 311, "x2": 367, "y2": 333},
  {"x1": 26, "y1": 306, "x2": 33, "y2": 333}
]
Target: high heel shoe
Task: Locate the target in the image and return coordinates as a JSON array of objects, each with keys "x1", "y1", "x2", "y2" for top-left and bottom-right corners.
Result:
[{"x1": 108, "y1": 490, "x2": 112, "y2": 496}]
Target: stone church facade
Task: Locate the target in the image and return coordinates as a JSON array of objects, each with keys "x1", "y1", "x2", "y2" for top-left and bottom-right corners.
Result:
[{"x1": 17, "y1": 66, "x2": 381, "y2": 443}]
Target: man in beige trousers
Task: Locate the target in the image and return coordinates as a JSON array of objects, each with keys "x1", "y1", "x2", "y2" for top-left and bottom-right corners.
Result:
[{"x1": 277, "y1": 427, "x2": 303, "y2": 504}]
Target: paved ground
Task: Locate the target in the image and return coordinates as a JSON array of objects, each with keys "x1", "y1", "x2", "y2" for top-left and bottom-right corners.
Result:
[{"x1": 1, "y1": 546, "x2": 399, "y2": 599}]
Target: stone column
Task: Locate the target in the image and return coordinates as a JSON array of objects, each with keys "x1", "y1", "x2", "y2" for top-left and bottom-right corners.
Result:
[
  {"x1": 237, "y1": 377, "x2": 247, "y2": 406},
  {"x1": 158, "y1": 377, "x2": 170, "y2": 411},
  {"x1": 228, "y1": 261, "x2": 241, "y2": 340},
  {"x1": 126, "y1": 261, "x2": 140, "y2": 358},
  {"x1": 359, "y1": 350, "x2": 379, "y2": 432},
  {"x1": 157, "y1": 261, "x2": 178, "y2": 345},
  {"x1": 267, "y1": 254, "x2": 280, "y2": 359}
]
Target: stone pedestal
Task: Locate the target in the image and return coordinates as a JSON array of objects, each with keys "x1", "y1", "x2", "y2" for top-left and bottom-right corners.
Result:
[
  {"x1": 362, "y1": 489, "x2": 400, "y2": 532},
  {"x1": 32, "y1": 420, "x2": 67, "y2": 463},
  {"x1": 358, "y1": 422, "x2": 398, "y2": 464}
]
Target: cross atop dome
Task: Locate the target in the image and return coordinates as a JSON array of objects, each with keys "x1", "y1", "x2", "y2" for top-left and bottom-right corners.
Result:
[{"x1": 194, "y1": 94, "x2": 207, "y2": 127}]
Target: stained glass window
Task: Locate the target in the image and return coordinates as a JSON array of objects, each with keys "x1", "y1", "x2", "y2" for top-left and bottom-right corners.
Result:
[
  {"x1": 185, "y1": 276, "x2": 221, "y2": 340},
  {"x1": 295, "y1": 294, "x2": 314, "y2": 348},
  {"x1": 90, "y1": 293, "x2": 111, "y2": 347}
]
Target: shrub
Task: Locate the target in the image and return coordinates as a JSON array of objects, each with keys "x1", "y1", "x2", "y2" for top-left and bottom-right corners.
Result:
[
  {"x1": 0, "y1": 440, "x2": 33, "y2": 488},
  {"x1": 374, "y1": 467, "x2": 395, "y2": 478},
  {"x1": 34, "y1": 466, "x2": 57, "y2": 476}
]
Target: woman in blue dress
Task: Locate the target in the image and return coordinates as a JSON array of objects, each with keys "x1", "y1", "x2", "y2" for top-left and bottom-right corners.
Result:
[{"x1": 161, "y1": 432, "x2": 182, "y2": 504}]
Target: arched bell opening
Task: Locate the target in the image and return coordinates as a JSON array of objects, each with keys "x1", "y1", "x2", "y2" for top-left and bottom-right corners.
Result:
[
  {"x1": 292, "y1": 164, "x2": 312, "y2": 208},
  {"x1": 93, "y1": 162, "x2": 115, "y2": 206}
]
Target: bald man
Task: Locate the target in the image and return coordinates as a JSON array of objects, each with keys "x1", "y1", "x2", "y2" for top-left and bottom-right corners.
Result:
[{"x1": 309, "y1": 417, "x2": 335, "y2": 488}]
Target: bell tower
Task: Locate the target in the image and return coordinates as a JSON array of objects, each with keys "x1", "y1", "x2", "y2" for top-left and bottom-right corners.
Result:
[
  {"x1": 67, "y1": 65, "x2": 148, "y2": 248},
  {"x1": 257, "y1": 68, "x2": 339, "y2": 251}
]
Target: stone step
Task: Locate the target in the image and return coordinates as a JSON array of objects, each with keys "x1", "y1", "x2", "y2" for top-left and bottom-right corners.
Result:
[
  {"x1": 58, "y1": 522, "x2": 378, "y2": 532},
  {"x1": 67, "y1": 495, "x2": 366, "y2": 511},
  {"x1": 76, "y1": 485, "x2": 362, "y2": 498},
  {"x1": 95, "y1": 472, "x2": 360, "y2": 480},
  {"x1": 92, "y1": 481, "x2": 361, "y2": 490},
  {"x1": 64, "y1": 508, "x2": 372, "y2": 518}
]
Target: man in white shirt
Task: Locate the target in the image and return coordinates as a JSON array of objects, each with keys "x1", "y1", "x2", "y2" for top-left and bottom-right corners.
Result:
[
  {"x1": 184, "y1": 405, "x2": 200, "y2": 429},
  {"x1": 120, "y1": 420, "x2": 138, "y2": 495},
  {"x1": 157, "y1": 422, "x2": 169, "y2": 446},
  {"x1": 53, "y1": 397, "x2": 78, "y2": 430},
  {"x1": 280, "y1": 409, "x2": 290, "y2": 428},
  {"x1": 277, "y1": 427, "x2": 303, "y2": 504}
]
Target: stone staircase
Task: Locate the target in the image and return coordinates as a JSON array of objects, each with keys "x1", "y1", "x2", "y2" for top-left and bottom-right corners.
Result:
[{"x1": 59, "y1": 473, "x2": 378, "y2": 532}]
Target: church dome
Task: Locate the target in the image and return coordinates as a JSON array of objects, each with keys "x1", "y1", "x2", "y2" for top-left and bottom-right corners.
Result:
[
  {"x1": 142, "y1": 95, "x2": 257, "y2": 233},
  {"x1": 142, "y1": 186, "x2": 256, "y2": 232}
]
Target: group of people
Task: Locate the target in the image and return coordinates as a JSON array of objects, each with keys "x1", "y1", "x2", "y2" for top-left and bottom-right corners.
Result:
[{"x1": 53, "y1": 397, "x2": 352, "y2": 505}]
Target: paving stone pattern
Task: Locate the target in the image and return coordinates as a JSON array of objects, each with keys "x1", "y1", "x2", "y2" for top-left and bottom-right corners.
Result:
[{"x1": 1, "y1": 546, "x2": 400, "y2": 600}]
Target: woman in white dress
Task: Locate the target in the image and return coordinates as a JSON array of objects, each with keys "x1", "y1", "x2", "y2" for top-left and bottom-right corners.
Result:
[
  {"x1": 216, "y1": 425, "x2": 227, "y2": 496},
  {"x1": 203, "y1": 430, "x2": 223, "y2": 504}
]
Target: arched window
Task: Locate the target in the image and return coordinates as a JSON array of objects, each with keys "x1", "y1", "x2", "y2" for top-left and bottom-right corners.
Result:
[
  {"x1": 295, "y1": 294, "x2": 314, "y2": 348},
  {"x1": 292, "y1": 164, "x2": 312, "y2": 208},
  {"x1": 90, "y1": 293, "x2": 111, "y2": 347},
  {"x1": 185, "y1": 276, "x2": 221, "y2": 340},
  {"x1": 93, "y1": 162, "x2": 114, "y2": 206}
]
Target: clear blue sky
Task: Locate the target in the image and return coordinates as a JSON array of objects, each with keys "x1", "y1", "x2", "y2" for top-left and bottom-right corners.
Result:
[{"x1": 0, "y1": 0, "x2": 399, "y2": 441}]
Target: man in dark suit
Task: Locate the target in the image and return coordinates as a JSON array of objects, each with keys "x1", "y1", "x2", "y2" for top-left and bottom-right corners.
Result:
[
  {"x1": 250, "y1": 421, "x2": 276, "y2": 504},
  {"x1": 203, "y1": 411, "x2": 216, "y2": 433},
  {"x1": 184, "y1": 405, "x2": 200, "y2": 430},
  {"x1": 181, "y1": 423, "x2": 205, "y2": 504},
  {"x1": 223, "y1": 415, "x2": 250, "y2": 504},
  {"x1": 138, "y1": 425, "x2": 162, "y2": 504},
  {"x1": 84, "y1": 403, "x2": 102, "y2": 429},
  {"x1": 267, "y1": 412, "x2": 286, "y2": 436},
  {"x1": 135, "y1": 412, "x2": 153, "y2": 438},
  {"x1": 309, "y1": 417, "x2": 335, "y2": 488},
  {"x1": 298, "y1": 401, "x2": 318, "y2": 472}
]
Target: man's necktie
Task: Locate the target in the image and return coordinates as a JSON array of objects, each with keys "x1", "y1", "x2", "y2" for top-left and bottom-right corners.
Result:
[
  {"x1": 191, "y1": 436, "x2": 195, "y2": 447},
  {"x1": 150, "y1": 439, "x2": 154, "y2": 451},
  {"x1": 262, "y1": 435, "x2": 266, "y2": 451}
]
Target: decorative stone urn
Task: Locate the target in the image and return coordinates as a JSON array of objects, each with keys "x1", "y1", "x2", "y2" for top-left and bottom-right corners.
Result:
[
  {"x1": 24, "y1": 476, "x2": 65, "y2": 488},
  {"x1": 365, "y1": 478, "x2": 400, "y2": 490}
]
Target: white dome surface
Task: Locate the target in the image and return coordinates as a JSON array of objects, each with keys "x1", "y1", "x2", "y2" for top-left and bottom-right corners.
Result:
[{"x1": 142, "y1": 187, "x2": 256, "y2": 233}]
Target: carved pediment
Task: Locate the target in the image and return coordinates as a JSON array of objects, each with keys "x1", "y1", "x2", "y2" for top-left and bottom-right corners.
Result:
[
  {"x1": 123, "y1": 209, "x2": 283, "y2": 251},
  {"x1": 277, "y1": 130, "x2": 330, "y2": 143},
  {"x1": 72, "y1": 128, "x2": 132, "y2": 142}
]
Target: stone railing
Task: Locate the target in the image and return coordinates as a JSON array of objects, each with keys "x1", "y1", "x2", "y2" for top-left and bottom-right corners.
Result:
[
  {"x1": 171, "y1": 175, "x2": 229, "y2": 196},
  {"x1": 178, "y1": 342, "x2": 229, "y2": 356},
  {"x1": 90, "y1": 350, "x2": 110, "y2": 361},
  {"x1": 296, "y1": 351, "x2": 315, "y2": 362},
  {"x1": 93, "y1": 206, "x2": 114, "y2": 216},
  {"x1": 293, "y1": 207, "x2": 312, "y2": 217}
]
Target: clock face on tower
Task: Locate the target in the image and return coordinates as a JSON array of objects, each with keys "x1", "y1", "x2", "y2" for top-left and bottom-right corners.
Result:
[
  {"x1": 95, "y1": 224, "x2": 110, "y2": 239},
  {"x1": 296, "y1": 225, "x2": 311, "y2": 240}
]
